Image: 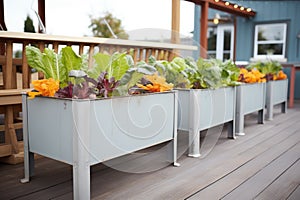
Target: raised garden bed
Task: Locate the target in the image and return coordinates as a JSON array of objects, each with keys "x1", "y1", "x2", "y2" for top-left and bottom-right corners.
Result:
[
  {"x1": 266, "y1": 79, "x2": 288, "y2": 120},
  {"x1": 177, "y1": 87, "x2": 236, "y2": 157},
  {"x1": 21, "y1": 91, "x2": 179, "y2": 199},
  {"x1": 235, "y1": 82, "x2": 266, "y2": 135}
]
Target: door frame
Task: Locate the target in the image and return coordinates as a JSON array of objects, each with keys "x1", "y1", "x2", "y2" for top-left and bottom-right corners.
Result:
[{"x1": 216, "y1": 24, "x2": 234, "y2": 61}]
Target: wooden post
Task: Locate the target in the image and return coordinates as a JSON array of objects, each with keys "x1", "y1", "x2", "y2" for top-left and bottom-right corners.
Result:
[
  {"x1": 38, "y1": 0, "x2": 46, "y2": 33},
  {"x1": 38, "y1": 42, "x2": 45, "y2": 79},
  {"x1": 0, "y1": 0, "x2": 7, "y2": 31},
  {"x1": 0, "y1": 1, "x2": 7, "y2": 71},
  {"x1": 289, "y1": 64, "x2": 295, "y2": 108},
  {"x1": 200, "y1": 0, "x2": 208, "y2": 58},
  {"x1": 233, "y1": 16, "x2": 237, "y2": 63},
  {"x1": 171, "y1": 0, "x2": 180, "y2": 58},
  {"x1": 3, "y1": 41, "x2": 19, "y2": 154},
  {"x1": 4, "y1": 41, "x2": 13, "y2": 89},
  {"x1": 22, "y1": 42, "x2": 30, "y2": 89}
]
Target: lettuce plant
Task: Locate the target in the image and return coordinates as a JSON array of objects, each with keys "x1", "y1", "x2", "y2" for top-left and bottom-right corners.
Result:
[
  {"x1": 26, "y1": 46, "x2": 157, "y2": 99},
  {"x1": 26, "y1": 46, "x2": 84, "y2": 88}
]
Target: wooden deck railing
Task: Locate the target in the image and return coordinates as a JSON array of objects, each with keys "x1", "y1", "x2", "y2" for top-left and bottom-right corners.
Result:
[{"x1": 0, "y1": 31, "x2": 197, "y2": 163}]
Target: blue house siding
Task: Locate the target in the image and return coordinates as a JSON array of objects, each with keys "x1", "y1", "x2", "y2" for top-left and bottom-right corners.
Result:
[
  {"x1": 234, "y1": 1, "x2": 300, "y2": 99},
  {"x1": 234, "y1": 1, "x2": 300, "y2": 63},
  {"x1": 193, "y1": 0, "x2": 300, "y2": 98}
]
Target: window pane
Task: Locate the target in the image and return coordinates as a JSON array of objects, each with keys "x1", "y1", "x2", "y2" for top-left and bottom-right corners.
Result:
[
  {"x1": 257, "y1": 44, "x2": 283, "y2": 55},
  {"x1": 207, "y1": 52, "x2": 216, "y2": 59},
  {"x1": 223, "y1": 53, "x2": 230, "y2": 60},
  {"x1": 208, "y1": 27, "x2": 217, "y2": 51},
  {"x1": 223, "y1": 30, "x2": 231, "y2": 51},
  {"x1": 257, "y1": 24, "x2": 285, "y2": 41}
]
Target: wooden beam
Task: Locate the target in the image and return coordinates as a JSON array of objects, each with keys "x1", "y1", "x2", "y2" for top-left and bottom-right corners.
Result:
[
  {"x1": 0, "y1": 89, "x2": 30, "y2": 105},
  {"x1": 38, "y1": 0, "x2": 46, "y2": 33},
  {"x1": 186, "y1": 0, "x2": 256, "y2": 18},
  {"x1": 0, "y1": 0, "x2": 6, "y2": 57},
  {"x1": 233, "y1": 16, "x2": 237, "y2": 62},
  {"x1": 0, "y1": 144, "x2": 12, "y2": 157},
  {"x1": 171, "y1": 0, "x2": 181, "y2": 58},
  {"x1": 0, "y1": 0, "x2": 7, "y2": 31},
  {"x1": 171, "y1": 0, "x2": 180, "y2": 44},
  {"x1": 200, "y1": 0, "x2": 208, "y2": 58},
  {"x1": 207, "y1": 0, "x2": 256, "y2": 18}
]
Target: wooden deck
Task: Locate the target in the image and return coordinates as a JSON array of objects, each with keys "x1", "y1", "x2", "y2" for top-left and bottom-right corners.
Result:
[{"x1": 1, "y1": 102, "x2": 300, "y2": 200}]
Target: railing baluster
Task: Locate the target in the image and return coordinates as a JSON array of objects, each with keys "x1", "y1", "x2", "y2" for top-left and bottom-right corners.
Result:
[
  {"x1": 88, "y1": 45, "x2": 95, "y2": 68},
  {"x1": 53, "y1": 42, "x2": 59, "y2": 53},
  {"x1": 22, "y1": 41, "x2": 30, "y2": 89},
  {"x1": 133, "y1": 48, "x2": 138, "y2": 63},
  {"x1": 79, "y1": 44, "x2": 84, "y2": 55},
  {"x1": 4, "y1": 40, "x2": 13, "y2": 89},
  {"x1": 145, "y1": 49, "x2": 151, "y2": 62},
  {"x1": 139, "y1": 48, "x2": 144, "y2": 61},
  {"x1": 38, "y1": 42, "x2": 45, "y2": 80}
]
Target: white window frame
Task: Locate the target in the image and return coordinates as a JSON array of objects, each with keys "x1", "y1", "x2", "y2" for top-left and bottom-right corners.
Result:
[
  {"x1": 253, "y1": 23, "x2": 287, "y2": 60},
  {"x1": 207, "y1": 25, "x2": 234, "y2": 61},
  {"x1": 216, "y1": 25, "x2": 234, "y2": 61}
]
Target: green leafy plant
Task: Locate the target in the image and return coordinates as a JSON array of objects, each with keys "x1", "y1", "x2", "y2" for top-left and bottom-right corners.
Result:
[
  {"x1": 26, "y1": 46, "x2": 85, "y2": 87},
  {"x1": 147, "y1": 56, "x2": 240, "y2": 89},
  {"x1": 148, "y1": 56, "x2": 192, "y2": 89},
  {"x1": 88, "y1": 52, "x2": 156, "y2": 96},
  {"x1": 27, "y1": 46, "x2": 161, "y2": 99}
]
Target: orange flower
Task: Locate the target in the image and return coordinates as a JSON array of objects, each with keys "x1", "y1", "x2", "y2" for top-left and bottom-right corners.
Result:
[
  {"x1": 239, "y1": 68, "x2": 266, "y2": 83},
  {"x1": 137, "y1": 73, "x2": 173, "y2": 92},
  {"x1": 276, "y1": 70, "x2": 287, "y2": 80},
  {"x1": 28, "y1": 78, "x2": 60, "y2": 99}
]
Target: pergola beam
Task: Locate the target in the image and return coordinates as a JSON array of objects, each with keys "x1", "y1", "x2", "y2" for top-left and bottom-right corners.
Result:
[
  {"x1": 0, "y1": 0, "x2": 7, "y2": 31},
  {"x1": 186, "y1": 0, "x2": 256, "y2": 18},
  {"x1": 38, "y1": 0, "x2": 46, "y2": 33}
]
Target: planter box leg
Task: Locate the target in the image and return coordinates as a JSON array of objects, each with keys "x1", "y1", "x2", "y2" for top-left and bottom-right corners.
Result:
[
  {"x1": 281, "y1": 101, "x2": 287, "y2": 113},
  {"x1": 235, "y1": 116, "x2": 245, "y2": 136},
  {"x1": 21, "y1": 94, "x2": 34, "y2": 183},
  {"x1": 73, "y1": 101, "x2": 91, "y2": 200},
  {"x1": 73, "y1": 163, "x2": 90, "y2": 200},
  {"x1": 170, "y1": 139, "x2": 180, "y2": 167},
  {"x1": 188, "y1": 91, "x2": 200, "y2": 157},
  {"x1": 235, "y1": 86, "x2": 245, "y2": 136},
  {"x1": 188, "y1": 129, "x2": 200, "y2": 157},
  {"x1": 172, "y1": 91, "x2": 180, "y2": 166},
  {"x1": 258, "y1": 109, "x2": 264, "y2": 124},
  {"x1": 266, "y1": 105, "x2": 273, "y2": 121},
  {"x1": 227, "y1": 121, "x2": 236, "y2": 139},
  {"x1": 21, "y1": 152, "x2": 34, "y2": 183},
  {"x1": 266, "y1": 82, "x2": 273, "y2": 121}
]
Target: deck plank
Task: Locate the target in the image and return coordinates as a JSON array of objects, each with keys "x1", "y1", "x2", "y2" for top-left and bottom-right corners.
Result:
[
  {"x1": 255, "y1": 160, "x2": 300, "y2": 200},
  {"x1": 221, "y1": 143, "x2": 300, "y2": 200},
  {"x1": 187, "y1": 132, "x2": 300, "y2": 199},
  {"x1": 189, "y1": 133, "x2": 300, "y2": 200},
  {"x1": 287, "y1": 184, "x2": 300, "y2": 200},
  {"x1": 0, "y1": 104, "x2": 299, "y2": 200}
]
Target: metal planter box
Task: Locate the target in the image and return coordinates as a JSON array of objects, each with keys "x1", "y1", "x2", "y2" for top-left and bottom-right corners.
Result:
[
  {"x1": 21, "y1": 92, "x2": 179, "y2": 199},
  {"x1": 177, "y1": 87, "x2": 236, "y2": 157},
  {"x1": 266, "y1": 79, "x2": 288, "y2": 120},
  {"x1": 235, "y1": 82, "x2": 266, "y2": 135}
]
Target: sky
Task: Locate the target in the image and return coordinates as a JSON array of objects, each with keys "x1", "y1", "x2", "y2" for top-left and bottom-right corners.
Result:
[{"x1": 4, "y1": 0, "x2": 195, "y2": 40}]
